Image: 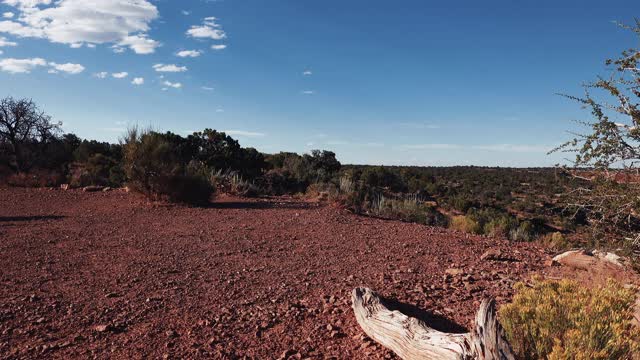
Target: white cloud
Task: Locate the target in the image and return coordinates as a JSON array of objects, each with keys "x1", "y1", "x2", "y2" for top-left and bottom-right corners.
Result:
[
  {"x1": 0, "y1": 57, "x2": 45, "y2": 73},
  {"x1": 48, "y1": 61, "x2": 84, "y2": 74},
  {"x1": 163, "y1": 80, "x2": 182, "y2": 89},
  {"x1": 112, "y1": 71, "x2": 128, "y2": 78},
  {"x1": 211, "y1": 44, "x2": 226, "y2": 50},
  {"x1": 0, "y1": 0, "x2": 160, "y2": 54},
  {"x1": 187, "y1": 17, "x2": 226, "y2": 40},
  {"x1": 3, "y1": 1, "x2": 52, "y2": 9},
  {"x1": 302, "y1": 90, "x2": 315, "y2": 95},
  {"x1": 303, "y1": 70, "x2": 312, "y2": 76},
  {"x1": 223, "y1": 130, "x2": 265, "y2": 138},
  {"x1": 153, "y1": 63, "x2": 187, "y2": 72},
  {"x1": 215, "y1": 108, "x2": 224, "y2": 112},
  {"x1": 117, "y1": 34, "x2": 159, "y2": 55},
  {"x1": 401, "y1": 144, "x2": 461, "y2": 150},
  {"x1": 0, "y1": 50, "x2": 2, "y2": 54},
  {"x1": 131, "y1": 77, "x2": 144, "y2": 85},
  {"x1": 181, "y1": 10, "x2": 190, "y2": 16},
  {"x1": 0, "y1": 36, "x2": 17, "y2": 46},
  {"x1": 93, "y1": 71, "x2": 108, "y2": 78},
  {"x1": 2, "y1": 12, "x2": 15, "y2": 19},
  {"x1": 201, "y1": 86, "x2": 214, "y2": 91},
  {"x1": 176, "y1": 49, "x2": 201, "y2": 58}
]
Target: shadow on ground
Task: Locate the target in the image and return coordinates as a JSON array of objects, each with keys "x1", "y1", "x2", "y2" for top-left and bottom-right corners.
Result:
[
  {"x1": 0, "y1": 215, "x2": 65, "y2": 222},
  {"x1": 384, "y1": 296, "x2": 469, "y2": 334}
]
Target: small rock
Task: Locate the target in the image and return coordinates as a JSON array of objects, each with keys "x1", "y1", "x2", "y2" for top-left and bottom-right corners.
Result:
[
  {"x1": 480, "y1": 249, "x2": 502, "y2": 261},
  {"x1": 94, "y1": 325, "x2": 110, "y2": 333},
  {"x1": 445, "y1": 268, "x2": 464, "y2": 276}
]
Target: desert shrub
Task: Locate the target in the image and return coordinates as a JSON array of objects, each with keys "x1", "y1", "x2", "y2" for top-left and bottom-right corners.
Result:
[
  {"x1": 500, "y1": 278, "x2": 640, "y2": 360},
  {"x1": 258, "y1": 169, "x2": 304, "y2": 195},
  {"x1": 484, "y1": 216, "x2": 519, "y2": 237},
  {"x1": 5, "y1": 170, "x2": 65, "y2": 187},
  {"x1": 364, "y1": 192, "x2": 448, "y2": 226},
  {"x1": 122, "y1": 129, "x2": 214, "y2": 205},
  {"x1": 306, "y1": 182, "x2": 339, "y2": 201},
  {"x1": 265, "y1": 150, "x2": 341, "y2": 189},
  {"x1": 540, "y1": 232, "x2": 569, "y2": 250},
  {"x1": 212, "y1": 170, "x2": 261, "y2": 197},
  {"x1": 509, "y1": 220, "x2": 536, "y2": 242},
  {"x1": 338, "y1": 175, "x2": 354, "y2": 194},
  {"x1": 450, "y1": 215, "x2": 481, "y2": 234}
]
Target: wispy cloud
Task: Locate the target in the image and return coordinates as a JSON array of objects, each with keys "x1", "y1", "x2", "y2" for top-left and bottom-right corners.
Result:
[
  {"x1": 131, "y1": 77, "x2": 144, "y2": 85},
  {"x1": 302, "y1": 90, "x2": 315, "y2": 95},
  {"x1": 163, "y1": 80, "x2": 182, "y2": 89},
  {"x1": 48, "y1": 62, "x2": 84, "y2": 74},
  {"x1": 223, "y1": 130, "x2": 265, "y2": 138},
  {"x1": 399, "y1": 143, "x2": 553, "y2": 153},
  {"x1": 471, "y1": 144, "x2": 552, "y2": 153},
  {"x1": 112, "y1": 72, "x2": 128, "y2": 79},
  {"x1": 176, "y1": 50, "x2": 201, "y2": 58},
  {"x1": 187, "y1": 17, "x2": 226, "y2": 40},
  {"x1": 0, "y1": 57, "x2": 45, "y2": 73},
  {"x1": 153, "y1": 63, "x2": 187, "y2": 72},
  {"x1": 303, "y1": 69, "x2": 312, "y2": 76},
  {"x1": 211, "y1": 44, "x2": 226, "y2": 50},
  {"x1": 0, "y1": 36, "x2": 17, "y2": 47},
  {"x1": 397, "y1": 122, "x2": 441, "y2": 130},
  {"x1": 400, "y1": 144, "x2": 461, "y2": 150}
]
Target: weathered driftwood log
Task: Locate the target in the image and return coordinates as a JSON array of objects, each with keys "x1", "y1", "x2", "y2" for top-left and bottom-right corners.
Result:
[{"x1": 351, "y1": 287, "x2": 515, "y2": 360}]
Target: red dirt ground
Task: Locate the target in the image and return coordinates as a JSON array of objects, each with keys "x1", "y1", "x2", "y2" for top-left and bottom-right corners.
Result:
[{"x1": 0, "y1": 188, "x2": 551, "y2": 359}]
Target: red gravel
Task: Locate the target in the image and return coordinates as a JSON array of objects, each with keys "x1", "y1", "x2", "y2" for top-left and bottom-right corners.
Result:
[{"x1": 0, "y1": 188, "x2": 550, "y2": 359}]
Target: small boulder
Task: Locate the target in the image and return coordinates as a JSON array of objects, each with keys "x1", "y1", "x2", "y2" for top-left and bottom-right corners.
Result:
[{"x1": 480, "y1": 249, "x2": 503, "y2": 261}]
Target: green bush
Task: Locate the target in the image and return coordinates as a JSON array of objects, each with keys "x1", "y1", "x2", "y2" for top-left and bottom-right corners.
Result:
[
  {"x1": 449, "y1": 215, "x2": 481, "y2": 234},
  {"x1": 122, "y1": 129, "x2": 214, "y2": 205},
  {"x1": 500, "y1": 278, "x2": 640, "y2": 360}
]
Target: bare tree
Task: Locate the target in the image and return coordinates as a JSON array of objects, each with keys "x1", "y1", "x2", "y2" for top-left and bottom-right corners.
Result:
[
  {"x1": 0, "y1": 97, "x2": 61, "y2": 171},
  {"x1": 553, "y1": 20, "x2": 640, "y2": 253}
]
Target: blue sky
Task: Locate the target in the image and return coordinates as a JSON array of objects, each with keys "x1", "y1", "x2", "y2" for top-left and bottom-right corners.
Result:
[{"x1": 1, "y1": 0, "x2": 639, "y2": 166}]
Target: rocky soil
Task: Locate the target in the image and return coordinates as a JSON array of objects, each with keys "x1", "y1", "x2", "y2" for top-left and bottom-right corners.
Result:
[{"x1": 0, "y1": 188, "x2": 551, "y2": 359}]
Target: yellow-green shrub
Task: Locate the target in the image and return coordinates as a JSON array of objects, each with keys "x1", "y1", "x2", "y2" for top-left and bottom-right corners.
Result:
[
  {"x1": 540, "y1": 232, "x2": 569, "y2": 250},
  {"x1": 450, "y1": 215, "x2": 481, "y2": 234},
  {"x1": 499, "y1": 278, "x2": 640, "y2": 360}
]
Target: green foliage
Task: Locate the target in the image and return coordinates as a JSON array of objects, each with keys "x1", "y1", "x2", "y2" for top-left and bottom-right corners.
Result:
[
  {"x1": 122, "y1": 128, "x2": 214, "y2": 205},
  {"x1": 265, "y1": 150, "x2": 341, "y2": 188},
  {"x1": 450, "y1": 215, "x2": 481, "y2": 234},
  {"x1": 368, "y1": 193, "x2": 448, "y2": 226},
  {"x1": 500, "y1": 278, "x2": 640, "y2": 360},
  {"x1": 186, "y1": 129, "x2": 267, "y2": 179},
  {"x1": 540, "y1": 232, "x2": 569, "y2": 250}
]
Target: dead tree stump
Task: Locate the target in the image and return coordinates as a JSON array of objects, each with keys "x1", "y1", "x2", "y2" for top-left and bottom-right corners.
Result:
[{"x1": 351, "y1": 287, "x2": 515, "y2": 360}]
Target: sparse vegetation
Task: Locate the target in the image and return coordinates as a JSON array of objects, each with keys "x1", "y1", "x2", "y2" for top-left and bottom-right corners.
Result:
[
  {"x1": 500, "y1": 278, "x2": 640, "y2": 360},
  {"x1": 122, "y1": 128, "x2": 214, "y2": 205}
]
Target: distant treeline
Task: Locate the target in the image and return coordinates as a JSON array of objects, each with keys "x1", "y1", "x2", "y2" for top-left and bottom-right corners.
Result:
[{"x1": 1, "y1": 96, "x2": 587, "y2": 245}]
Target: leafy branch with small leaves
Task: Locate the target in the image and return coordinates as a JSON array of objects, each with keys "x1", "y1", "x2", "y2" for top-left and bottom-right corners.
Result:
[{"x1": 552, "y1": 19, "x2": 640, "y2": 254}]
